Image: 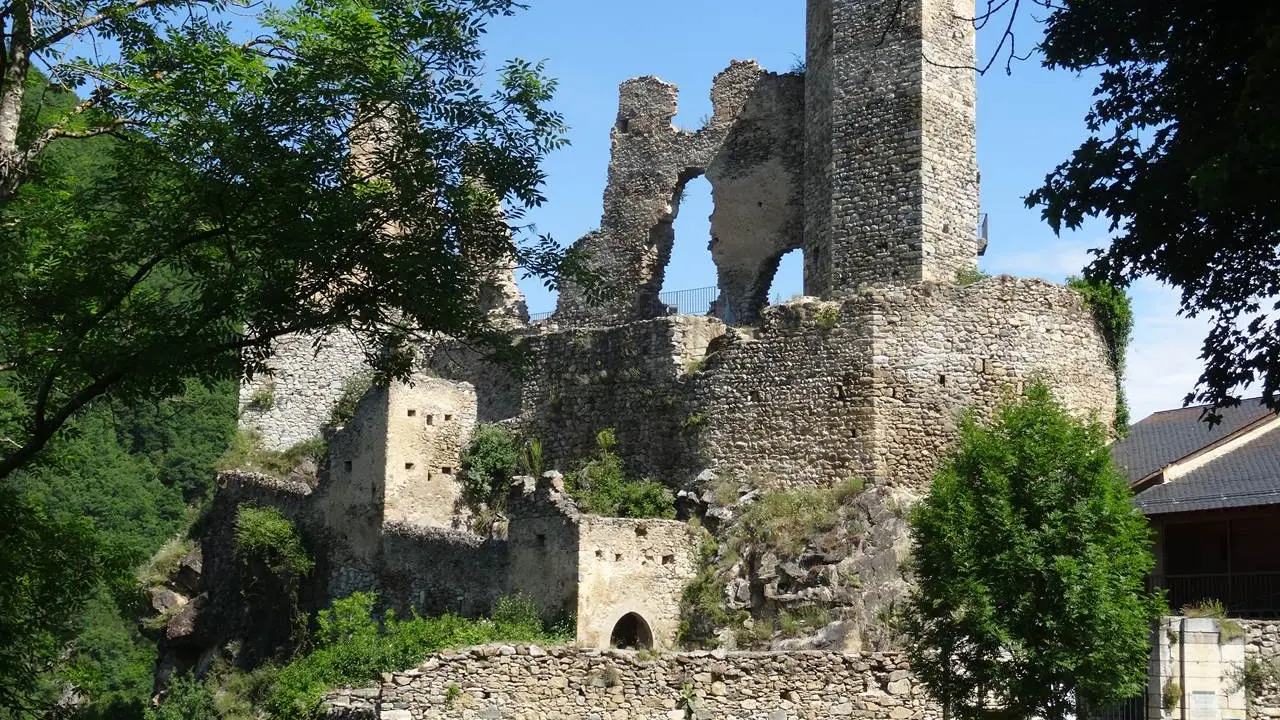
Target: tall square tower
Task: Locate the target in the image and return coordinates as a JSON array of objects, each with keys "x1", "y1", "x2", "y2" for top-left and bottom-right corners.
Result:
[{"x1": 804, "y1": 0, "x2": 981, "y2": 296}]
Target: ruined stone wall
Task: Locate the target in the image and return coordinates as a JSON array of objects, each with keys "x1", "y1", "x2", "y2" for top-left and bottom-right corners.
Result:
[
  {"x1": 865, "y1": 277, "x2": 1116, "y2": 487},
  {"x1": 1245, "y1": 620, "x2": 1280, "y2": 720},
  {"x1": 690, "y1": 278, "x2": 1115, "y2": 489},
  {"x1": 519, "y1": 317, "x2": 726, "y2": 484},
  {"x1": 381, "y1": 378, "x2": 476, "y2": 530},
  {"x1": 576, "y1": 517, "x2": 701, "y2": 650},
  {"x1": 556, "y1": 61, "x2": 806, "y2": 327},
  {"x1": 804, "y1": 0, "x2": 980, "y2": 296},
  {"x1": 505, "y1": 476, "x2": 583, "y2": 623},
  {"x1": 379, "y1": 525, "x2": 507, "y2": 619},
  {"x1": 323, "y1": 646, "x2": 939, "y2": 720},
  {"x1": 240, "y1": 330, "x2": 368, "y2": 451}
]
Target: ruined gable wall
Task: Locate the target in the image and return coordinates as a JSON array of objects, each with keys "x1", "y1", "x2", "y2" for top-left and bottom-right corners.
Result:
[
  {"x1": 576, "y1": 517, "x2": 701, "y2": 650},
  {"x1": 556, "y1": 62, "x2": 806, "y2": 327},
  {"x1": 518, "y1": 316, "x2": 726, "y2": 485},
  {"x1": 378, "y1": 526, "x2": 508, "y2": 619},
  {"x1": 381, "y1": 378, "x2": 476, "y2": 530},
  {"x1": 804, "y1": 0, "x2": 980, "y2": 296},
  {"x1": 324, "y1": 647, "x2": 940, "y2": 720}
]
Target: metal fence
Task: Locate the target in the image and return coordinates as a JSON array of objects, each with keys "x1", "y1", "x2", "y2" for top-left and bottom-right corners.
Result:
[
  {"x1": 526, "y1": 285, "x2": 722, "y2": 323},
  {"x1": 1086, "y1": 691, "x2": 1149, "y2": 720},
  {"x1": 1153, "y1": 571, "x2": 1280, "y2": 617}
]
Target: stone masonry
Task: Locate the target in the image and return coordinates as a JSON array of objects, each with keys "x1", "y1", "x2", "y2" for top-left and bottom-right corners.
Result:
[{"x1": 322, "y1": 646, "x2": 939, "y2": 720}]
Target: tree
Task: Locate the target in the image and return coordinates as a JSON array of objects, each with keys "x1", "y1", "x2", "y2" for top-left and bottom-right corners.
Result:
[
  {"x1": 0, "y1": 0, "x2": 569, "y2": 480},
  {"x1": 903, "y1": 383, "x2": 1164, "y2": 720},
  {"x1": 1025, "y1": 1, "x2": 1280, "y2": 416}
]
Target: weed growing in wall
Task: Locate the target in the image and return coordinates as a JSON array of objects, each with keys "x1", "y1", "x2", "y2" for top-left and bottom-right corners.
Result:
[
  {"x1": 1228, "y1": 656, "x2": 1280, "y2": 701},
  {"x1": 328, "y1": 372, "x2": 375, "y2": 428},
  {"x1": 565, "y1": 428, "x2": 675, "y2": 519},
  {"x1": 1068, "y1": 276, "x2": 1134, "y2": 433},
  {"x1": 954, "y1": 267, "x2": 991, "y2": 286},
  {"x1": 814, "y1": 305, "x2": 840, "y2": 332},
  {"x1": 247, "y1": 382, "x2": 277, "y2": 412},
  {"x1": 233, "y1": 506, "x2": 313, "y2": 578},
  {"x1": 218, "y1": 431, "x2": 327, "y2": 481}
]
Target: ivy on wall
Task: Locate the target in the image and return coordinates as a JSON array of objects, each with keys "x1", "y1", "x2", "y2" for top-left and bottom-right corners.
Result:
[{"x1": 1068, "y1": 277, "x2": 1135, "y2": 434}]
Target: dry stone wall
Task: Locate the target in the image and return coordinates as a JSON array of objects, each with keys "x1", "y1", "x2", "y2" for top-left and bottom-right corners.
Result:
[
  {"x1": 1245, "y1": 620, "x2": 1280, "y2": 720},
  {"x1": 323, "y1": 646, "x2": 940, "y2": 720}
]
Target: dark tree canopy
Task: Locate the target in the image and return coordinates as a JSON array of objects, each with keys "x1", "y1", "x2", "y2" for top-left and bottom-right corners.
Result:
[
  {"x1": 1027, "y1": 1, "x2": 1280, "y2": 417},
  {"x1": 904, "y1": 384, "x2": 1164, "y2": 720},
  {"x1": 0, "y1": 0, "x2": 570, "y2": 480}
]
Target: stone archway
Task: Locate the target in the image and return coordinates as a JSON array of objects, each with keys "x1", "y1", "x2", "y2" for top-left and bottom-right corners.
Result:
[{"x1": 609, "y1": 612, "x2": 655, "y2": 650}]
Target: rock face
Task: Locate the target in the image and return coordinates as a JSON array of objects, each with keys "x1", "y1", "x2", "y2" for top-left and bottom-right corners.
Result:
[{"x1": 321, "y1": 645, "x2": 940, "y2": 720}]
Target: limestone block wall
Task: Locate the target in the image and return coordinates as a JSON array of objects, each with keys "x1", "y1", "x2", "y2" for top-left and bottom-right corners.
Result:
[
  {"x1": 804, "y1": 0, "x2": 980, "y2": 296},
  {"x1": 555, "y1": 61, "x2": 806, "y2": 327},
  {"x1": 576, "y1": 517, "x2": 701, "y2": 650},
  {"x1": 323, "y1": 647, "x2": 940, "y2": 720},
  {"x1": 379, "y1": 525, "x2": 508, "y2": 619},
  {"x1": 1245, "y1": 621, "x2": 1280, "y2": 720},
  {"x1": 240, "y1": 330, "x2": 369, "y2": 451},
  {"x1": 1152, "y1": 617, "x2": 1248, "y2": 720}
]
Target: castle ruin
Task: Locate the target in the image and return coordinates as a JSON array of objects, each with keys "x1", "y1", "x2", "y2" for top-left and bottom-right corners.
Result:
[{"x1": 228, "y1": 0, "x2": 1117, "y2": 655}]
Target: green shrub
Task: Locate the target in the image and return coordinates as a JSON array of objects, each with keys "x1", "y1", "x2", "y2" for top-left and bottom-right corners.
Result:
[
  {"x1": 1181, "y1": 599, "x2": 1227, "y2": 618},
  {"x1": 955, "y1": 267, "x2": 991, "y2": 286},
  {"x1": 521, "y1": 438, "x2": 545, "y2": 477},
  {"x1": 814, "y1": 305, "x2": 840, "y2": 331},
  {"x1": 233, "y1": 506, "x2": 313, "y2": 577},
  {"x1": 247, "y1": 383, "x2": 276, "y2": 412},
  {"x1": 218, "y1": 431, "x2": 326, "y2": 479},
  {"x1": 261, "y1": 591, "x2": 563, "y2": 719},
  {"x1": 677, "y1": 531, "x2": 746, "y2": 648},
  {"x1": 565, "y1": 429, "x2": 674, "y2": 519},
  {"x1": 328, "y1": 373, "x2": 375, "y2": 428},
  {"x1": 459, "y1": 423, "x2": 522, "y2": 509},
  {"x1": 147, "y1": 674, "x2": 218, "y2": 720}
]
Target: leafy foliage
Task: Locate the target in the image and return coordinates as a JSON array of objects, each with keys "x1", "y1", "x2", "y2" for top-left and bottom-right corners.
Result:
[
  {"x1": 233, "y1": 507, "x2": 314, "y2": 578},
  {"x1": 903, "y1": 383, "x2": 1165, "y2": 720},
  {"x1": 565, "y1": 429, "x2": 675, "y2": 519},
  {"x1": 1028, "y1": 1, "x2": 1280, "y2": 415},
  {"x1": 459, "y1": 423, "x2": 522, "y2": 508},
  {"x1": 252, "y1": 591, "x2": 565, "y2": 719},
  {"x1": 327, "y1": 374, "x2": 375, "y2": 428},
  {"x1": 218, "y1": 432, "x2": 328, "y2": 481},
  {"x1": 1068, "y1": 276, "x2": 1134, "y2": 432},
  {"x1": 0, "y1": 0, "x2": 570, "y2": 481},
  {"x1": 146, "y1": 674, "x2": 218, "y2": 720}
]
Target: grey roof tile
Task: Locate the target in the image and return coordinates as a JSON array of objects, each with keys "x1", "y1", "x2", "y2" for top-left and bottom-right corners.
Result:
[
  {"x1": 1133, "y1": 425, "x2": 1280, "y2": 515},
  {"x1": 1110, "y1": 399, "x2": 1273, "y2": 482}
]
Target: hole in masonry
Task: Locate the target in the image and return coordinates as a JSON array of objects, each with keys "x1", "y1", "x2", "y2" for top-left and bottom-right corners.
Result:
[
  {"x1": 405, "y1": 462, "x2": 415, "y2": 470},
  {"x1": 662, "y1": 555, "x2": 675, "y2": 566},
  {"x1": 343, "y1": 460, "x2": 353, "y2": 472},
  {"x1": 407, "y1": 409, "x2": 416, "y2": 417}
]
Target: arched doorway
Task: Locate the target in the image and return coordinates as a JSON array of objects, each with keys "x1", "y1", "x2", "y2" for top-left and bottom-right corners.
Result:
[{"x1": 609, "y1": 612, "x2": 654, "y2": 650}]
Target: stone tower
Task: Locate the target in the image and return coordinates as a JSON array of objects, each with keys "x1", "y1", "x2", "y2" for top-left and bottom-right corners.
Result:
[{"x1": 803, "y1": 0, "x2": 980, "y2": 296}]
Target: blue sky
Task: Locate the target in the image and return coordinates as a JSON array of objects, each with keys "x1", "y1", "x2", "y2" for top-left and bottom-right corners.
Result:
[{"x1": 480, "y1": 1, "x2": 1208, "y2": 422}]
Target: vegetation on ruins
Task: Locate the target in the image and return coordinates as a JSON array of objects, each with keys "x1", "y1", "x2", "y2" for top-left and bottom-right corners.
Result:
[
  {"x1": 678, "y1": 478, "x2": 866, "y2": 648},
  {"x1": 0, "y1": 0, "x2": 570, "y2": 485},
  {"x1": 217, "y1": 432, "x2": 328, "y2": 481},
  {"x1": 1023, "y1": 0, "x2": 1280, "y2": 417},
  {"x1": 565, "y1": 429, "x2": 675, "y2": 519},
  {"x1": 460, "y1": 422, "x2": 524, "y2": 510},
  {"x1": 1067, "y1": 276, "x2": 1134, "y2": 432},
  {"x1": 327, "y1": 373, "x2": 376, "y2": 429},
  {"x1": 903, "y1": 383, "x2": 1164, "y2": 720},
  {"x1": 147, "y1": 590, "x2": 569, "y2": 720}
]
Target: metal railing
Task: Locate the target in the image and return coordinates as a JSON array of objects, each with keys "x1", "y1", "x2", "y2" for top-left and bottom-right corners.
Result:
[
  {"x1": 1152, "y1": 571, "x2": 1280, "y2": 617},
  {"x1": 527, "y1": 285, "x2": 722, "y2": 323}
]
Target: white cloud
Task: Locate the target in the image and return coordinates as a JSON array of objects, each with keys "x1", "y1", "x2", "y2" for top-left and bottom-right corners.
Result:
[{"x1": 1123, "y1": 279, "x2": 1211, "y2": 421}]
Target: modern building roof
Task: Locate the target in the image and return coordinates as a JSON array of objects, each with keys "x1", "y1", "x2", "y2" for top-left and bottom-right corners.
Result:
[
  {"x1": 1112, "y1": 398, "x2": 1280, "y2": 516},
  {"x1": 1111, "y1": 400, "x2": 1273, "y2": 483}
]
